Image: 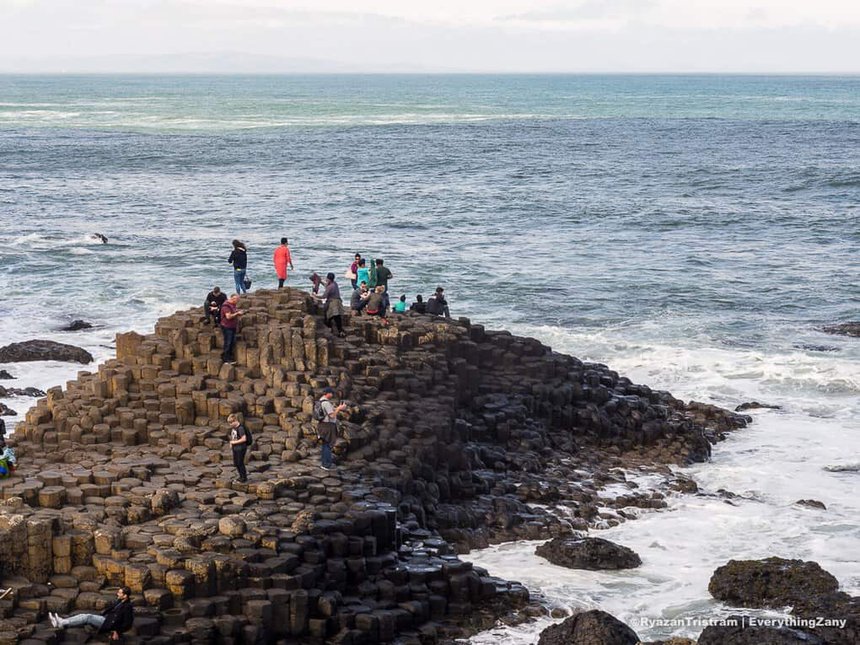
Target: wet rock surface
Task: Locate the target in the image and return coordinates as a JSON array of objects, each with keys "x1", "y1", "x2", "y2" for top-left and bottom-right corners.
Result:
[
  {"x1": 709, "y1": 557, "x2": 839, "y2": 608},
  {"x1": 535, "y1": 536, "x2": 641, "y2": 570},
  {"x1": 0, "y1": 370, "x2": 14, "y2": 380},
  {"x1": 795, "y1": 499, "x2": 826, "y2": 510},
  {"x1": 0, "y1": 340, "x2": 94, "y2": 364},
  {"x1": 60, "y1": 320, "x2": 94, "y2": 332},
  {"x1": 709, "y1": 558, "x2": 858, "y2": 645},
  {"x1": 537, "y1": 609, "x2": 639, "y2": 645},
  {"x1": 0, "y1": 386, "x2": 47, "y2": 398},
  {"x1": 822, "y1": 322, "x2": 860, "y2": 337},
  {"x1": 0, "y1": 289, "x2": 750, "y2": 643},
  {"x1": 697, "y1": 616, "x2": 824, "y2": 644},
  {"x1": 735, "y1": 401, "x2": 781, "y2": 411}
]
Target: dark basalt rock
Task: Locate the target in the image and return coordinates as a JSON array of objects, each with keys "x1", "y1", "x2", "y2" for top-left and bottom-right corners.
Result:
[
  {"x1": 822, "y1": 322, "x2": 860, "y2": 338},
  {"x1": 0, "y1": 386, "x2": 46, "y2": 398},
  {"x1": 735, "y1": 401, "x2": 781, "y2": 412},
  {"x1": 60, "y1": 319, "x2": 94, "y2": 331},
  {"x1": 0, "y1": 402, "x2": 15, "y2": 416},
  {"x1": 794, "y1": 343, "x2": 839, "y2": 352},
  {"x1": 537, "y1": 609, "x2": 639, "y2": 645},
  {"x1": 0, "y1": 289, "x2": 752, "y2": 644},
  {"x1": 709, "y1": 558, "x2": 839, "y2": 608},
  {"x1": 791, "y1": 592, "x2": 860, "y2": 645},
  {"x1": 698, "y1": 616, "x2": 823, "y2": 644},
  {"x1": 795, "y1": 499, "x2": 826, "y2": 510},
  {"x1": 0, "y1": 339, "x2": 93, "y2": 364},
  {"x1": 0, "y1": 370, "x2": 14, "y2": 380},
  {"x1": 535, "y1": 536, "x2": 641, "y2": 570}
]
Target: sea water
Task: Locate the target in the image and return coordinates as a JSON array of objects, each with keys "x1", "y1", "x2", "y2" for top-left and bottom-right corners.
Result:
[{"x1": 1, "y1": 75, "x2": 858, "y2": 642}]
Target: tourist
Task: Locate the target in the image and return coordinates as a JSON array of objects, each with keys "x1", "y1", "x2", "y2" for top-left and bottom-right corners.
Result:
[
  {"x1": 426, "y1": 287, "x2": 450, "y2": 318},
  {"x1": 220, "y1": 294, "x2": 244, "y2": 363},
  {"x1": 316, "y1": 387, "x2": 346, "y2": 471},
  {"x1": 348, "y1": 253, "x2": 361, "y2": 290},
  {"x1": 314, "y1": 273, "x2": 346, "y2": 337},
  {"x1": 393, "y1": 294, "x2": 407, "y2": 313},
  {"x1": 204, "y1": 286, "x2": 226, "y2": 325},
  {"x1": 410, "y1": 294, "x2": 427, "y2": 314},
  {"x1": 227, "y1": 413, "x2": 249, "y2": 482},
  {"x1": 49, "y1": 586, "x2": 134, "y2": 641},
  {"x1": 375, "y1": 258, "x2": 393, "y2": 312},
  {"x1": 0, "y1": 438, "x2": 16, "y2": 478},
  {"x1": 273, "y1": 237, "x2": 294, "y2": 289},
  {"x1": 350, "y1": 281, "x2": 370, "y2": 314},
  {"x1": 309, "y1": 272, "x2": 323, "y2": 296},
  {"x1": 365, "y1": 285, "x2": 387, "y2": 320},
  {"x1": 228, "y1": 240, "x2": 248, "y2": 294},
  {"x1": 355, "y1": 259, "x2": 370, "y2": 289}
]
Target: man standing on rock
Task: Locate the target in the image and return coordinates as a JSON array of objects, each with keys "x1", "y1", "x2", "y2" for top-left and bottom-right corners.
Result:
[
  {"x1": 227, "y1": 413, "x2": 249, "y2": 482},
  {"x1": 317, "y1": 387, "x2": 345, "y2": 471},
  {"x1": 50, "y1": 586, "x2": 134, "y2": 641},
  {"x1": 220, "y1": 294, "x2": 244, "y2": 364}
]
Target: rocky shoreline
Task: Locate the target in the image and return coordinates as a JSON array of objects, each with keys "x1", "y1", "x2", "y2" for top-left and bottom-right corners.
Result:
[{"x1": 0, "y1": 288, "x2": 751, "y2": 643}]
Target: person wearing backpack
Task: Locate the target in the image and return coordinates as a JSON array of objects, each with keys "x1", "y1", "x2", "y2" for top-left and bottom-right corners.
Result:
[
  {"x1": 227, "y1": 413, "x2": 251, "y2": 482},
  {"x1": 315, "y1": 387, "x2": 345, "y2": 471}
]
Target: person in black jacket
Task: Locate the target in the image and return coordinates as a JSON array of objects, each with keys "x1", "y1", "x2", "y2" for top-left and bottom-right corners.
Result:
[
  {"x1": 50, "y1": 586, "x2": 134, "y2": 641},
  {"x1": 426, "y1": 287, "x2": 450, "y2": 318},
  {"x1": 204, "y1": 286, "x2": 227, "y2": 325},
  {"x1": 228, "y1": 239, "x2": 248, "y2": 294}
]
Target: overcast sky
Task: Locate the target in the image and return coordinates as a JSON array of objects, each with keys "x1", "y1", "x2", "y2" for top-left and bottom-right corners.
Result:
[{"x1": 1, "y1": 0, "x2": 858, "y2": 73}]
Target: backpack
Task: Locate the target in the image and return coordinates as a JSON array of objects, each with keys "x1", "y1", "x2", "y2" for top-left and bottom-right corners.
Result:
[
  {"x1": 313, "y1": 398, "x2": 327, "y2": 422},
  {"x1": 243, "y1": 426, "x2": 253, "y2": 448}
]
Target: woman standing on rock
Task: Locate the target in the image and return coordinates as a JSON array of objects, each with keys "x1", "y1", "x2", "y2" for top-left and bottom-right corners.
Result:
[
  {"x1": 228, "y1": 239, "x2": 248, "y2": 294},
  {"x1": 273, "y1": 237, "x2": 294, "y2": 288}
]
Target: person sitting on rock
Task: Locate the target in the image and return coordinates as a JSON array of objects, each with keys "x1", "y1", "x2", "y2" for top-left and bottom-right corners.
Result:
[
  {"x1": 410, "y1": 294, "x2": 427, "y2": 314},
  {"x1": 0, "y1": 437, "x2": 16, "y2": 478},
  {"x1": 50, "y1": 586, "x2": 134, "y2": 641},
  {"x1": 350, "y1": 281, "x2": 370, "y2": 314},
  {"x1": 364, "y1": 285, "x2": 387, "y2": 321},
  {"x1": 204, "y1": 286, "x2": 227, "y2": 325},
  {"x1": 426, "y1": 287, "x2": 450, "y2": 318},
  {"x1": 393, "y1": 294, "x2": 408, "y2": 313}
]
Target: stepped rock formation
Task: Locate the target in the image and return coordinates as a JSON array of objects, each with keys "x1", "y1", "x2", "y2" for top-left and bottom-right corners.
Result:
[{"x1": 0, "y1": 289, "x2": 749, "y2": 643}]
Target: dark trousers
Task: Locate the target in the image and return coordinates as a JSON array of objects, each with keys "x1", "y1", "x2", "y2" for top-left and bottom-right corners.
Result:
[
  {"x1": 278, "y1": 278, "x2": 285, "y2": 288},
  {"x1": 221, "y1": 326, "x2": 237, "y2": 361},
  {"x1": 328, "y1": 315, "x2": 343, "y2": 333},
  {"x1": 232, "y1": 446, "x2": 247, "y2": 480},
  {"x1": 205, "y1": 307, "x2": 221, "y2": 325}
]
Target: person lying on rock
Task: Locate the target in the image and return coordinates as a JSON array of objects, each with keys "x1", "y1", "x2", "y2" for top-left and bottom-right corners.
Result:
[{"x1": 49, "y1": 586, "x2": 134, "y2": 641}]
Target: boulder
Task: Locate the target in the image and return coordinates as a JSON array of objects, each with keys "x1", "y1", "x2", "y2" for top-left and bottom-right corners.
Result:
[
  {"x1": 795, "y1": 499, "x2": 826, "y2": 510},
  {"x1": 537, "y1": 609, "x2": 639, "y2": 645},
  {"x1": 709, "y1": 558, "x2": 839, "y2": 608},
  {"x1": 822, "y1": 322, "x2": 860, "y2": 338},
  {"x1": 60, "y1": 320, "x2": 93, "y2": 332},
  {"x1": 0, "y1": 370, "x2": 14, "y2": 379},
  {"x1": 791, "y1": 592, "x2": 860, "y2": 645},
  {"x1": 698, "y1": 616, "x2": 822, "y2": 644},
  {"x1": 535, "y1": 537, "x2": 641, "y2": 570},
  {"x1": 0, "y1": 386, "x2": 46, "y2": 398},
  {"x1": 0, "y1": 340, "x2": 93, "y2": 364},
  {"x1": 735, "y1": 402, "x2": 781, "y2": 412},
  {"x1": 0, "y1": 403, "x2": 15, "y2": 416}
]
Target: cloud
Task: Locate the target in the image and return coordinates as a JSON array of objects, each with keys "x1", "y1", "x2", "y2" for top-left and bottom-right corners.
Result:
[{"x1": 500, "y1": 0, "x2": 657, "y2": 23}]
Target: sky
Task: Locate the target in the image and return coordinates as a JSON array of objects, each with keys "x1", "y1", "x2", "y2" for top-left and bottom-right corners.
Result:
[{"x1": 1, "y1": 0, "x2": 858, "y2": 73}]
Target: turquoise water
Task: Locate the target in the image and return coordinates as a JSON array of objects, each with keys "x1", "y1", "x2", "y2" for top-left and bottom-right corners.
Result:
[{"x1": 1, "y1": 74, "x2": 859, "y2": 642}]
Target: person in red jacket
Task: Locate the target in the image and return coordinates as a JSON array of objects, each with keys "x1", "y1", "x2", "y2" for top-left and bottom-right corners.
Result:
[{"x1": 273, "y1": 237, "x2": 294, "y2": 288}]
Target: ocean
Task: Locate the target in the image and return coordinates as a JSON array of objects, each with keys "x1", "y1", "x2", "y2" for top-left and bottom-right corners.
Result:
[{"x1": 1, "y1": 74, "x2": 859, "y2": 642}]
